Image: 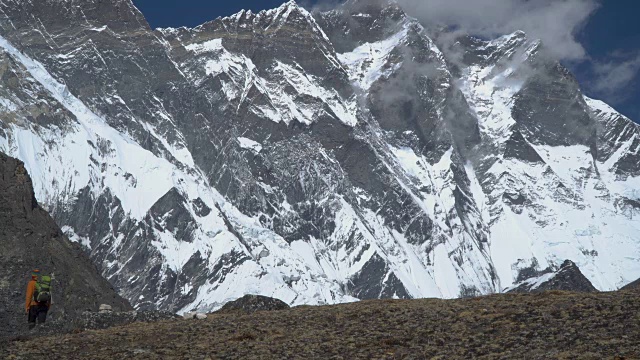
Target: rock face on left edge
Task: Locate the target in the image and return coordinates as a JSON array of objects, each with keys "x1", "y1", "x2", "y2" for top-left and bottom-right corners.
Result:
[
  {"x1": 507, "y1": 260, "x2": 598, "y2": 294},
  {"x1": 0, "y1": 153, "x2": 132, "y2": 339}
]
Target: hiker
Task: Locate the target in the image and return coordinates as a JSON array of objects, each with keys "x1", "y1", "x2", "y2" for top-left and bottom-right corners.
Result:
[{"x1": 25, "y1": 269, "x2": 52, "y2": 329}]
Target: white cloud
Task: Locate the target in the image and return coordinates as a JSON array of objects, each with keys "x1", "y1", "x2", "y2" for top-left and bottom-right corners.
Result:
[
  {"x1": 396, "y1": 0, "x2": 599, "y2": 60},
  {"x1": 590, "y1": 53, "x2": 640, "y2": 103},
  {"x1": 310, "y1": 0, "x2": 638, "y2": 106}
]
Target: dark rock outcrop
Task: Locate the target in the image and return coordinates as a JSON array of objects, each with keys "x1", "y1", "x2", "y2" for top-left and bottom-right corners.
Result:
[
  {"x1": 508, "y1": 260, "x2": 598, "y2": 294},
  {"x1": 0, "y1": 153, "x2": 132, "y2": 339},
  {"x1": 621, "y1": 278, "x2": 640, "y2": 291},
  {"x1": 217, "y1": 295, "x2": 290, "y2": 314}
]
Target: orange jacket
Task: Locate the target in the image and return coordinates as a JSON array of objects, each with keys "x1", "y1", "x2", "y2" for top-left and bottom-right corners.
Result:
[
  {"x1": 25, "y1": 277, "x2": 37, "y2": 311},
  {"x1": 25, "y1": 277, "x2": 51, "y2": 311}
]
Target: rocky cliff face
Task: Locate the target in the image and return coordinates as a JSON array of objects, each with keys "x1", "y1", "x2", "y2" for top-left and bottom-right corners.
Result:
[
  {"x1": 0, "y1": 0, "x2": 638, "y2": 313},
  {"x1": 0, "y1": 153, "x2": 131, "y2": 338},
  {"x1": 506, "y1": 260, "x2": 598, "y2": 293}
]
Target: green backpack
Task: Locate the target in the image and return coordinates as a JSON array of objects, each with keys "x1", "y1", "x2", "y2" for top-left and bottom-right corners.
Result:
[{"x1": 34, "y1": 275, "x2": 52, "y2": 303}]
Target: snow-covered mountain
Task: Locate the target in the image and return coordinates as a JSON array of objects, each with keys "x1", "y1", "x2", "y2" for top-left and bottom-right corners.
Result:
[{"x1": 0, "y1": 0, "x2": 638, "y2": 312}]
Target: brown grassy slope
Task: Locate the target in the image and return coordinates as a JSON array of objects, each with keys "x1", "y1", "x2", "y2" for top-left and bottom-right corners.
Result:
[{"x1": 4, "y1": 289, "x2": 640, "y2": 359}]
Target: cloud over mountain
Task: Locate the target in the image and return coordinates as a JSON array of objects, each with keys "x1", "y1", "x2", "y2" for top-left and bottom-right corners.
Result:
[{"x1": 396, "y1": 0, "x2": 599, "y2": 60}]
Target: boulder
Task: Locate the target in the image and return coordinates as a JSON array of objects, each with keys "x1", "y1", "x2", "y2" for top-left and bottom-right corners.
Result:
[
  {"x1": 218, "y1": 295, "x2": 290, "y2": 314},
  {"x1": 182, "y1": 312, "x2": 207, "y2": 320},
  {"x1": 182, "y1": 311, "x2": 196, "y2": 319}
]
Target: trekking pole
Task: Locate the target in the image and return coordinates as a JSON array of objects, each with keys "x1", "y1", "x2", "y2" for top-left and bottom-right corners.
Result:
[{"x1": 50, "y1": 273, "x2": 55, "y2": 310}]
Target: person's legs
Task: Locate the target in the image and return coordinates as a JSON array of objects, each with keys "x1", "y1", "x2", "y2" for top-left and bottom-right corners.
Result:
[
  {"x1": 27, "y1": 306, "x2": 37, "y2": 330},
  {"x1": 36, "y1": 305, "x2": 48, "y2": 325}
]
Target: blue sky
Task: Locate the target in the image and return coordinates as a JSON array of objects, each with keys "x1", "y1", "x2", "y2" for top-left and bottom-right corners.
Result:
[
  {"x1": 574, "y1": 0, "x2": 640, "y2": 122},
  {"x1": 132, "y1": 0, "x2": 639, "y2": 123}
]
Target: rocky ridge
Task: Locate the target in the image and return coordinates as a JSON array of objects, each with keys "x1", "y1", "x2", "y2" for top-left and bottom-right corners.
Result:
[{"x1": 4, "y1": 288, "x2": 640, "y2": 359}]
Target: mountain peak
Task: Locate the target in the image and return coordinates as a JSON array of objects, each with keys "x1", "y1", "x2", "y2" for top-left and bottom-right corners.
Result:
[
  {"x1": 258, "y1": 0, "x2": 313, "y2": 23},
  {"x1": 487, "y1": 30, "x2": 528, "y2": 49},
  {"x1": 207, "y1": 0, "x2": 318, "y2": 34},
  {"x1": 283, "y1": 0, "x2": 300, "y2": 8},
  {"x1": 507, "y1": 260, "x2": 598, "y2": 294},
  {"x1": 222, "y1": 1, "x2": 304, "y2": 20}
]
